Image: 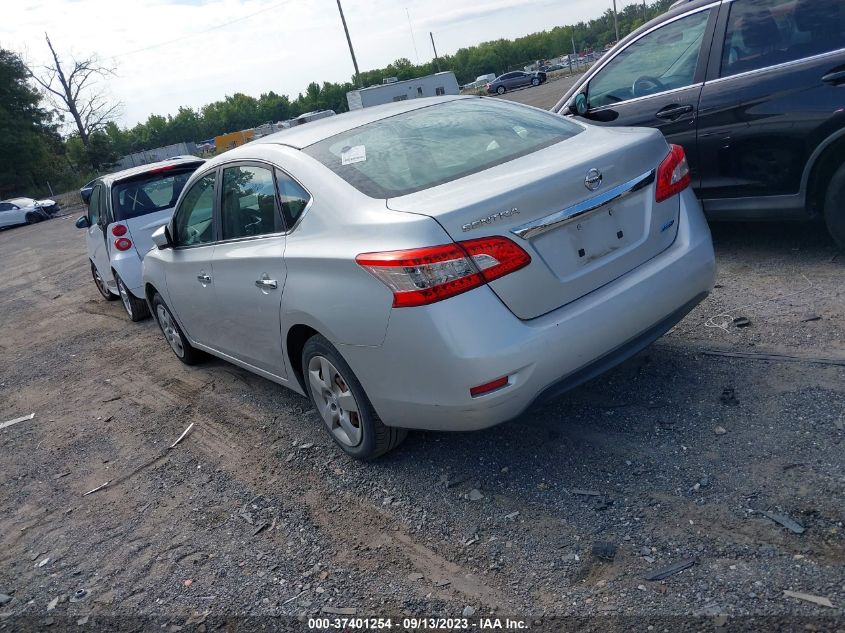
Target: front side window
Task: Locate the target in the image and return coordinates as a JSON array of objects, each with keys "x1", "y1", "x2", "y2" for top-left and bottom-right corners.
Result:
[
  {"x1": 221, "y1": 165, "x2": 281, "y2": 240},
  {"x1": 173, "y1": 172, "x2": 216, "y2": 247},
  {"x1": 721, "y1": 0, "x2": 845, "y2": 78},
  {"x1": 88, "y1": 185, "x2": 102, "y2": 225},
  {"x1": 0, "y1": 203, "x2": 16, "y2": 212},
  {"x1": 304, "y1": 99, "x2": 583, "y2": 198},
  {"x1": 588, "y1": 9, "x2": 711, "y2": 108}
]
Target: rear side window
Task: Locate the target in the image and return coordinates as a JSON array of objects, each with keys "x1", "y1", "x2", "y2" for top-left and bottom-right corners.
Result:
[
  {"x1": 111, "y1": 168, "x2": 196, "y2": 221},
  {"x1": 221, "y1": 165, "x2": 282, "y2": 240},
  {"x1": 303, "y1": 99, "x2": 583, "y2": 198},
  {"x1": 275, "y1": 170, "x2": 310, "y2": 226},
  {"x1": 173, "y1": 173, "x2": 216, "y2": 247},
  {"x1": 721, "y1": 0, "x2": 845, "y2": 78}
]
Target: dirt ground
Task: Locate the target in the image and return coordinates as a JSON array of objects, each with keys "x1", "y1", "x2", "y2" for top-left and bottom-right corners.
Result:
[{"x1": 1, "y1": 188, "x2": 844, "y2": 632}]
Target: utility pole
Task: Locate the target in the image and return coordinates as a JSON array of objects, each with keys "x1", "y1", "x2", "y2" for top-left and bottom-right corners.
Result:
[
  {"x1": 336, "y1": 0, "x2": 361, "y2": 87},
  {"x1": 430, "y1": 32, "x2": 441, "y2": 72},
  {"x1": 571, "y1": 31, "x2": 578, "y2": 71},
  {"x1": 612, "y1": 0, "x2": 620, "y2": 42},
  {"x1": 643, "y1": 0, "x2": 648, "y2": 22}
]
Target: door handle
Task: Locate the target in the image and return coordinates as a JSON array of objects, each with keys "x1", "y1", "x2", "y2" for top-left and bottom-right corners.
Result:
[
  {"x1": 255, "y1": 277, "x2": 278, "y2": 290},
  {"x1": 655, "y1": 104, "x2": 694, "y2": 120},
  {"x1": 822, "y1": 70, "x2": 845, "y2": 85},
  {"x1": 197, "y1": 273, "x2": 211, "y2": 284}
]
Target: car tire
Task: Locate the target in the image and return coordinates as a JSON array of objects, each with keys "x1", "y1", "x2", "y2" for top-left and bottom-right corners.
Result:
[
  {"x1": 302, "y1": 335, "x2": 406, "y2": 460},
  {"x1": 91, "y1": 261, "x2": 118, "y2": 301},
  {"x1": 25, "y1": 212, "x2": 42, "y2": 224},
  {"x1": 152, "y1": 293, "x2": 201, "y2": 365},
  {"x1": 114, "y1": 273, "x2": 150, "y2": 322},
  {"x1": 531, "y1": 77, "x2": 539, "y2": 86},
  {"x1": 824, "y1": 162, "x2": 845, "y2": 249},
  {"x1": 496, "y1": 85, "x2": 506, "y2": 95}
]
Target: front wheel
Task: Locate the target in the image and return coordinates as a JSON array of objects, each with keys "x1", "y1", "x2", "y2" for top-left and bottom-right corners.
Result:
[
  {"x1": 496, "y1": 85, "x2": 506, "y2": 95},
  {"x1": 824, "y1": 162, "x2": 845, "y2": 249},
  {"x1": 531, "y1": 77, "x2": 539, "y2": 86},
  {"x1": 152, "y1": 293, "x2": 201, "y2": 365},
  {"x1": 115, "y1": 273, "x2": 150, "y2": 322},
  {"x1": 25, "y1": 213, "x2": 42, "y2": 225},
  {"x1": 302, "y1": 335, "x2": 406, "y2": 460},
  {"x1": 91, "y1": 262, "x2": 117, "y2": 301}
]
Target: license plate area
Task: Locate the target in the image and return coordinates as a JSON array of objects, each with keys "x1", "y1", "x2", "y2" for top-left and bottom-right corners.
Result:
[{"x1": 568, "y1": 207, "x2": 630, "y2": 266}]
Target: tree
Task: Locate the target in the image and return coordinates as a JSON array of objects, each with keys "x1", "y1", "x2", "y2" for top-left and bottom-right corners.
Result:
[
  {"x1": 0, "y1": 48, "x2": 62, "y2": 196},
  {"x1": 27, "y1": 33, "x2": 120, "y2": 167}
]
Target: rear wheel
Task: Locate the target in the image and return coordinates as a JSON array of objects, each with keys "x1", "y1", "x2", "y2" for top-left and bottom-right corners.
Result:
[
  {"x1": 496, "y1": 85, "x2": 506, "y2": 95},
  {"x1": 824, "y1": 162, "x2": 845, "y2": 249},
  {"x1": 114, "y1": 273, "x2": 150, "y2": 321},
  {"x1": 91, "y1": 262, "x2": 117, "y2": 301},
  {"x1": 302, "y1": 335, "x2": 406, "y2": 460},
  {"x1": 152, "y1": 293, "x2": 201, "y2": 365}
]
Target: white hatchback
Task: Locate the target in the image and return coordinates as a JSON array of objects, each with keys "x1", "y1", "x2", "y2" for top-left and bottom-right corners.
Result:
[{"x1": 75, "y1": 157, "x2": 204, "y2": 320}]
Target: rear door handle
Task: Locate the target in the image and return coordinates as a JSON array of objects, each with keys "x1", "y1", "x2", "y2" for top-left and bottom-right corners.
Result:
[
  {"x1": 197, "y1": 274, "x2": 211, "y2": 284},
  {"x1": 255, "y1": 277, "x2": 278, "y2": 290},
  {"x1": 822, "y1": 70, "x2": 845, "y2": 85},
  {"x1": 655, "y1": 104, "x2": 694, "y2": 120}
]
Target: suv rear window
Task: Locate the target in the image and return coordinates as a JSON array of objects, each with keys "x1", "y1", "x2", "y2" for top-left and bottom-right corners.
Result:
[
  {"x1": 303, "y1": 99, "x2": 583, "y2": 198},
  {"x1": 111, "y1": 167, "x2": 198, "y2": 221}
]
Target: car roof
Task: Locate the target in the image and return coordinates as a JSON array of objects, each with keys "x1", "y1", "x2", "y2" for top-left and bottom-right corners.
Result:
[
  {"x1": 252, "y1": 96, "x2": 473, "y2": 150},
  {"x1": 5, "y1": 197, "x2": 33, "y2": 205},
  {"x1": 98, "y1": 156, "x2": 205, "y2": 187}
]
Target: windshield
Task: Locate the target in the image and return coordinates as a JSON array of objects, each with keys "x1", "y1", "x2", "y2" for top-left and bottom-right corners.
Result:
[
  {"x1": 303, "y1": 99, "x2": 583, "y2": 198},
  {"x1": 111, "y1": 167, "x2": 197, "y2": 221}
]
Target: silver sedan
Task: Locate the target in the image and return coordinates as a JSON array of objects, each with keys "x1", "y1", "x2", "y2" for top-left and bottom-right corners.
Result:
[{"x1": 143, "y1": 96, "x2": 715, "y2": 459}]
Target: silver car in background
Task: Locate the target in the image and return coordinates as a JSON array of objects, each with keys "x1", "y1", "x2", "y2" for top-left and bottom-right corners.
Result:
[{"x1": 143, "y1": 96, "x2": 715, "y2": 459}]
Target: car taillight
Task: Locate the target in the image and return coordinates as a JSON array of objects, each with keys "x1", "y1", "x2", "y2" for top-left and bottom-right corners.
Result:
[
  {"x1": 114, "y1": 237, "x2": 133, "y2": 251},
  {"x1": 111, "y1": 224, "x2": 127, "y2": 237},
  {"x1": 356, "y1": 236, "x2": 531, "y2": 308},
  {"x1": 655, "y1": 144, "x2": 691, "y2": 203}
]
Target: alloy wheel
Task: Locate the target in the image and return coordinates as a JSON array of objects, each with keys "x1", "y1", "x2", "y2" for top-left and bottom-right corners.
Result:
[
  {"x1": 117, "y1": 277, "x2": 133, "y2": 317},
  {"x1": 307, "y1": 355, "x2": 362, "y2": 447},
  {"x1": 156, "y1": 304, "x2": 185, "y2": 358}
]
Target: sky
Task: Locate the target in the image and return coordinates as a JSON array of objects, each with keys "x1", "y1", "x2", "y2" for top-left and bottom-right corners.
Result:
[{"x1": 3, "y1": 0, "x2": 616, "y2": 128}]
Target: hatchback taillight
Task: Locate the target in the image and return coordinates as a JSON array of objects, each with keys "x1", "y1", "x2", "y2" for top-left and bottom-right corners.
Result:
[
  {"x1": 114, "y1": 237, "x2": 133, "y2": 251},
  {"x1": 655, "y1": 144, "x2": 691, "y2": 203},
  {"x1": 111, "y1": 224, "x2": 127, "y2": 237},
  {"x1": 356, "y1": 236, "x2": 531, "y2": 308}
]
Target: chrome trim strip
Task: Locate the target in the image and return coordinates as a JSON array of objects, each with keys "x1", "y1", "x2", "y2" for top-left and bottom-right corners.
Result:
[
  {"x1": 705, "y1": 47, "x2": 845, "y2": 86},
  {"x1": 511, "y1": 169, "x2": 656, "y2": 240},
  {"x1": 590, "y1": 83, "x2": 704, "y2": 113}
]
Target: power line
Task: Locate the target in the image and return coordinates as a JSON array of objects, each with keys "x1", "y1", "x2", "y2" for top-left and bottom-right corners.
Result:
[{"x1": 111, "y1": 0, "x2": 291, "y2": 59}]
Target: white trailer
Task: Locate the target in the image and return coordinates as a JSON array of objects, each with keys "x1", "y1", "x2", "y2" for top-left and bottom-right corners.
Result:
[{"x1": 346, "y1": 72, "x2": 460, "y2": 110}]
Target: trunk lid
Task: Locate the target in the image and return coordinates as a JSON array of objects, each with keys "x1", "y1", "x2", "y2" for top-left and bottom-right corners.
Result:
[{"x1": 386, "y1": 126, "x2": 680, "y2": 320}]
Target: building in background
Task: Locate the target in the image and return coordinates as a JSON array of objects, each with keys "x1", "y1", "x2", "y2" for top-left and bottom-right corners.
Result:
[
  {"x1": 112, "y1": 142, "x2": 197, "y2": 171},
  {"x1": 346, "y1": 72, "x2": 459, "y2": 110}
]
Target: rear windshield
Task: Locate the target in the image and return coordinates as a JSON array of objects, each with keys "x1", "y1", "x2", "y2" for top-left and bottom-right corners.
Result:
[
  {"x1": 303, "y1": 99, "x2": 583, "y2": 198},
  {"x1": 111, "y1": 167, "x2": 198, "y2": 221}
]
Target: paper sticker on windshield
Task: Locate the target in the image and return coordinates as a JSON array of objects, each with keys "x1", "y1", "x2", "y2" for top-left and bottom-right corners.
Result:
[{"x1": 341, "y1": 145, "x2": 367, "y2": 165}]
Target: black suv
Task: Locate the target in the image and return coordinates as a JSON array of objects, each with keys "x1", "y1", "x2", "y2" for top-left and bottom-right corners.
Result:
[{"x1": 555, "y1": 0, "x2": 845, "y2": 246}]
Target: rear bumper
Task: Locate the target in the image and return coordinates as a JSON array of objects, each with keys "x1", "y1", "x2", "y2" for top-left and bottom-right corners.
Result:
[{"x1": 340, "y1": 189, "x2": 715, "y2": 431}]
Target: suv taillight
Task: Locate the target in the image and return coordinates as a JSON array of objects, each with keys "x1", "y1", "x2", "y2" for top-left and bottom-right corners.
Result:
[
  {"x1": 356, "y1": 236, "x2": 531, "y2": 308},
  {"x1": 655, "y1": 144, "x2": 691, "y2": 203}
]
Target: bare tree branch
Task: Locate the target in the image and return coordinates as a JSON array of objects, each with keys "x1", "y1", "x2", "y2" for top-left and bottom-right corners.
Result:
[{"x1": 25, "y1": 32, "x2": 121, "y2": 162}]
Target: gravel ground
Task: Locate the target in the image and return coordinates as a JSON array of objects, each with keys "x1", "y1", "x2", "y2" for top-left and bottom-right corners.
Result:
[{"x1": 0, "y1": 194, "x2": 843, "y2": 631}]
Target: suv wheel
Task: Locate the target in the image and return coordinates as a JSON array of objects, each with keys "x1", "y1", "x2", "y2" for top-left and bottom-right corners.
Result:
[
  {"x1": 91, "y1": 262, "x2": 117, "y2": 301},
  {"x1": 302, "y1": 335, "x2": 406, "y2": 460},
  {"x1": 114, "y1": 273, "x2": 150, "y2": 321},
  {"x1": 824, "y1": 162, "x2": 845, "y2": 249},
  {"x1": 152, "y1": 293, "x2": 201, "y2": 364},
  {"x1": 496, "y1": 85, "x2": 506, "y2": 95}
]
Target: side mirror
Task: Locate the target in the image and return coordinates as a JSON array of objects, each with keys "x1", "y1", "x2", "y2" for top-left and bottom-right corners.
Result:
[
  {"x1": 572, "y1": 93, "x2": 588, "y2": 117},
  {"x1": 151, "y1": 224, "x2": 172, "y2": 249},
  {"x1": 75, "y1": 215, "x2": 91, "y2": 229}
]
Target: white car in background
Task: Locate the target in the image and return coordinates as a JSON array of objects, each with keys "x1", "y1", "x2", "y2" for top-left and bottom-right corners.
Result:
[
  {"x1": 0, "y1": 197, "x2": 55, "y2": 228},
  {"x1": 75, "y1": 156, "x2": 204, "y2": 321}
]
